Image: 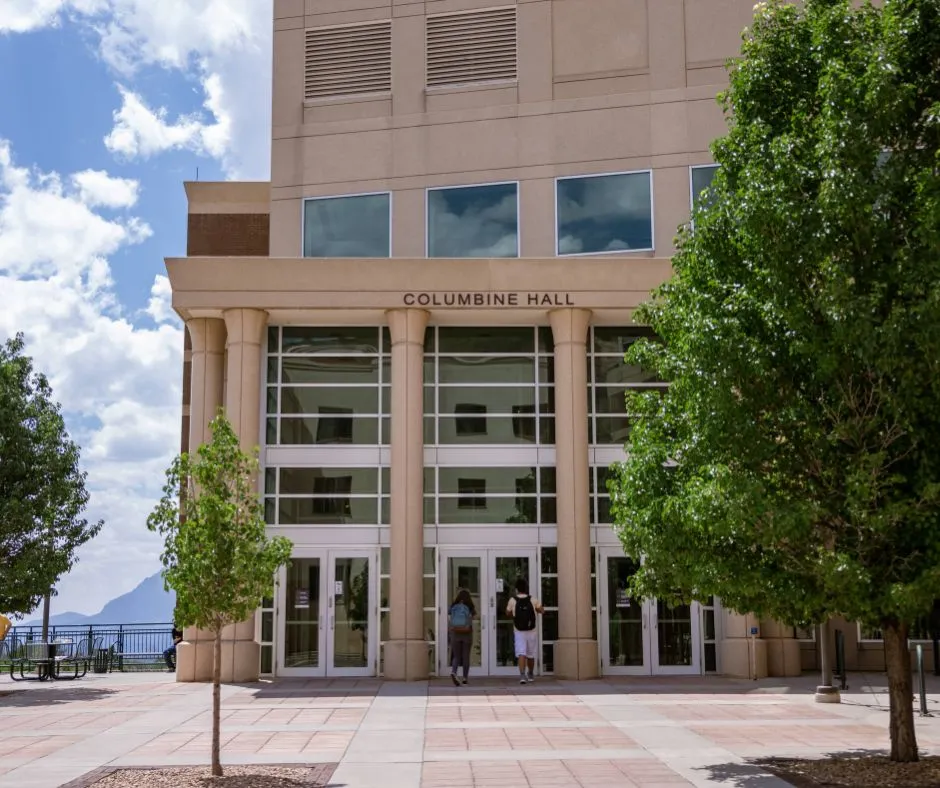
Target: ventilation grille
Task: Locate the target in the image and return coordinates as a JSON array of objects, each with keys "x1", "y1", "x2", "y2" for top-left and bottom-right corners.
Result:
[
  {"x1": 305, "y1": 21, "x2": 392, "y2": 100},
  {"x1": 426, "y1": 7, "x2": 517, "y2": 88}
]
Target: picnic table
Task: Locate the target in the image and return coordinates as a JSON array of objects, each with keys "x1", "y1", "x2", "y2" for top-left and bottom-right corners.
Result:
[{"x1": 8, "y1": 637, "x2": 95, "y2": 681}]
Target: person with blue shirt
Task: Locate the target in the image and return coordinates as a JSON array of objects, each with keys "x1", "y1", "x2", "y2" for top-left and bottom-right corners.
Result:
[{"x1": 448, "y1": 588, "x2": 476, "y2": 686}]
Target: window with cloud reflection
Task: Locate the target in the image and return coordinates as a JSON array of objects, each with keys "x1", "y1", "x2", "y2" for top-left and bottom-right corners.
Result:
[
  {"x1": 556, "y1": 172, "x2": 653, "y2": 255},
  {"x1": 303, "y1": 193, "x2": 390, "y2": 257},
  {"x1": 428, "y1": 183, "x2": 518, "y2": 258}
]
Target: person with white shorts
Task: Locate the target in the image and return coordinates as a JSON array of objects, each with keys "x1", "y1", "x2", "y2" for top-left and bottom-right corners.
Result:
[{"x1": 505, "y1": 577, "x2": 543, "y2": 684}]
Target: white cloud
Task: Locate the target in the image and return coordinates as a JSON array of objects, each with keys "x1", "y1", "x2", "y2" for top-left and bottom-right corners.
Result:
[
  {"x1": 145, "y1": 274, "x2": 176, "y2": 325},
  {"x1": 4, "y1": 0, "x2": 272, "y2": 178},
  {"x1": 71, "y1": 169, "x2": 140, "y2": 209},
  {"x1": 0, "y1": 0, "x2": 102, "y2": 33},
  {"x1": 105, "y1": 83, "x2": 230, "y2": 161},
  {"x1": 0, "y1": 140, "x2": 182, "y2": 616}
]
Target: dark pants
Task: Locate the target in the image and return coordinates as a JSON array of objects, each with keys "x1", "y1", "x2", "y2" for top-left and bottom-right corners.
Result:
[
  {"x1": 164, "y1": 645, "x2": 176, "y2": 670},
  {"x1": 450, "y1": 632, "x2": 472, "y2": 678}
]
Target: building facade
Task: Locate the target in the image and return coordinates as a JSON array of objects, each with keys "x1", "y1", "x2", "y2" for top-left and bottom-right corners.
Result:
[{"x1": 168, "y1": 0, "x2": 928, "y2": 683}]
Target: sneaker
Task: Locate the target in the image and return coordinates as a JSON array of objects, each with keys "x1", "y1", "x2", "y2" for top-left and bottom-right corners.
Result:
[
  {"x1": 526, "y1": 672, "x2": 534, "y2": 683},
  {"x1": 451, "y1": 673, "x2": 460, "y2": 687},
  {"x1": 520, "y1": 676, "x2": 527, "y2": 685},
  {"x1": 461, "y1": 678, "x2": 468, "y2": 685}
]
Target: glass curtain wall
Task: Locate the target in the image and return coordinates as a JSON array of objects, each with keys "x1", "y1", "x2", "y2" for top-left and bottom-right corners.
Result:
[
  {"x1": 423, "y1": 327, "x2": 556, "y2": 526},
  {"x1": 588, "y1": 327, "x2": 666, "y2": 446}
]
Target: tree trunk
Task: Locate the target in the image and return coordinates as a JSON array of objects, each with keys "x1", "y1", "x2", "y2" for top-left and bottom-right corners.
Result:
[
  {"x1": 41, "y1": 592, "x2": 51, "y2": 642},
  {"x1": 211, "y1": 628, "x2": 223, "y2": 777},
  {"x1": 883, "y1": 621, "x2": 918, "y2": 763}
]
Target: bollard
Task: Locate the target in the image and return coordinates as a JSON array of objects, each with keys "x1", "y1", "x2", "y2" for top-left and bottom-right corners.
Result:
[
  {"x1": 834, "y1": 629, "x2": 848, "y2": 690},
  {"x1": 916, "y1": 644, "x2": 929, "y2": 717},
  {"x1": 933, "y1": 630, "x2": 939, "y2": 677}
]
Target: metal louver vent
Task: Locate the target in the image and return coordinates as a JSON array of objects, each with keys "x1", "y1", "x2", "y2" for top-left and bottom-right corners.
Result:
[
  {"x1": 427, "y1": 7, "x2": 517, "y2": 88},
  {"x1": 305, "y1": 20, "x2": 392, "y2": 100}
]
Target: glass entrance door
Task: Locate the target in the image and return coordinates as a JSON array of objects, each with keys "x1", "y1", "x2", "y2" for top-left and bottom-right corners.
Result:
[
  {"x1": 278, "y1": 550, "x2": 376, "y2": 677},
  {"x1": 281, "y1": 557, "x2": 325, "y2": 676},
  {"x1": 440, "y1": 549, "x2": 538, "y2": 677},
  {"x1": 598, "y1": 547, "x2": 701, "y2": 676}
]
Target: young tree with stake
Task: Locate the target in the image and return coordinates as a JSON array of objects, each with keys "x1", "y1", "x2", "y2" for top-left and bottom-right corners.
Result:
[
  {"x1": 148, "y1": 413, "x2": 292, "y2": 777},
  {"x1": 609, "y1": 0, "x2": 940, "y2": 764}
]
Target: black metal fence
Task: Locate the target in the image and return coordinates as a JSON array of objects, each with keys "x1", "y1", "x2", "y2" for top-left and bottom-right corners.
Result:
[{"x1": 1, "y1": 623, "x2": 174, "y2": 673}]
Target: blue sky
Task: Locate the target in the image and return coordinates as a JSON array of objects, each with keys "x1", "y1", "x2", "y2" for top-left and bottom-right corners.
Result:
[{"x1": 0, "y1": 1, "x2": 272, "y2": 617}]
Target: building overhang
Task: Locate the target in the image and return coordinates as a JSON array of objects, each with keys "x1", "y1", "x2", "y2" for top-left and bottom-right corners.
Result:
[{"x1": 165, "y1": 256, "x2": 673, "y2": 325}]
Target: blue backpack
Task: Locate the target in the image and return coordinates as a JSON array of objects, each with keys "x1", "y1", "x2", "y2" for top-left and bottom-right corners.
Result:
[{"x1": 449, "y1": 603, "x2": 472, "y2": 633}]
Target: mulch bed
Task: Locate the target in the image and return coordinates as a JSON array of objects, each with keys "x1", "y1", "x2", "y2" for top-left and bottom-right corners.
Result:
[
  {"x1": 61, "y1": 765, "x2": 338, "y2": 788},
  {"x1": 760, "y1": 755, "x2": 940, "y2": 787}
]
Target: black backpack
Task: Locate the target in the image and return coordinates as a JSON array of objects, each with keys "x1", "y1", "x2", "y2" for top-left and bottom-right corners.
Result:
[{"x1": 512, "y1": 595, "x2": 537, "y2": 632}]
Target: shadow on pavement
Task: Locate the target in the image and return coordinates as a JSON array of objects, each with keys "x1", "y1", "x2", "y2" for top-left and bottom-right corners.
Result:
[
  {"x1": 698, "y1": 760, "x2": 796, "y2": 786},
  {"x1": 0, "y1": 686, "x2": 118, "y2": 707}
]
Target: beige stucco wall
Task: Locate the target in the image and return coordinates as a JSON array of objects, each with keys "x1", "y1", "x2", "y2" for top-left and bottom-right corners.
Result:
[{"x1": 267, "y1": 0, "x2": 755, "y2": 258}]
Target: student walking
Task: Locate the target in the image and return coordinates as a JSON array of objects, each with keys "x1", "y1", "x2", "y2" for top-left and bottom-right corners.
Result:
[
  {"x1": 448, "y1": 588, "x2": 476, "y2": 686},
  {"x1": 506, "y1": 578, "x2": 543, "y2": 684}
]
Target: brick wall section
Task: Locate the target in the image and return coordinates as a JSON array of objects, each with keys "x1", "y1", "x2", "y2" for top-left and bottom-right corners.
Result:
[{"x1": 186, "y1": 213, "x2": 270, "y2": 257}]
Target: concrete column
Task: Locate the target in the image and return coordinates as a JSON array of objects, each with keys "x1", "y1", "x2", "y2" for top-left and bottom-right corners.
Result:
[
  {"x1": 186, "y1": 318, "x2": 226, "y2": 447},
  {"x1": 176, "y1": 318, "x2": 226, "y2": 683},
  {"x1": 549, "y1": 308, "x2": 598, "y2": 680},
  {"x1": 223, "y1": 308, "x2": 267, "y2": 453},
  {"x1": 384, "y1": 308, "x2": 430, "y2": 680},
  {"x1": 179, "y1": 308, "x2": 268, "y2": 684}
]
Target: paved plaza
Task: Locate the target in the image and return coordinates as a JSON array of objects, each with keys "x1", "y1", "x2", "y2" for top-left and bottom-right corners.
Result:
[{"x1": 1, "y1": 672, "x2": 938, "y2": 788}]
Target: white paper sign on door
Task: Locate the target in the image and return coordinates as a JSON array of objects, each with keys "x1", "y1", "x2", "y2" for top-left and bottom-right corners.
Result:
[
  {"x1": 496, "y1": 578, "x2": 504, "y2": 593},
  {"x1": 334, "y1": 581, "x2": 343, "y2": 595}
]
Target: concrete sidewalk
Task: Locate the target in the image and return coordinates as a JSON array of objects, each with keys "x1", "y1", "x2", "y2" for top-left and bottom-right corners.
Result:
[{"x1": 1, "y1": 672, "x2": 938, "y2": 787}]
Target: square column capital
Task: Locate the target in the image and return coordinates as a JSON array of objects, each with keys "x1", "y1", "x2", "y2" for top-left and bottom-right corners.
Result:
[
  {"x1": 549, "y1": 308, "x2": 592, "y2": 347},
  {"x1": 386, "y1": 308, "x2": 429, "y2": 347},
  {"x1": 223, "y1": 308, "x2": 268, "y2": 347}
]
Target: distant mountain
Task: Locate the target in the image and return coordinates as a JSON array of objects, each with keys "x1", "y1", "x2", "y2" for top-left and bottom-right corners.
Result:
[{"x1": 23, "y1": 572, "x2": 175, "y2": 627}]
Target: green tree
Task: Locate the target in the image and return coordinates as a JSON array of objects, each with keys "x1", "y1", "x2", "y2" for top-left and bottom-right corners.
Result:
[
  {"x1": 609, "y1": 0, "x2": 940, "y2": 764},
  {"x1": 148, "y1": 413, "x2": 292, "y2": 777},
  {"x1": 0, "y1": 333, "x2": 103, "y2": 617}
]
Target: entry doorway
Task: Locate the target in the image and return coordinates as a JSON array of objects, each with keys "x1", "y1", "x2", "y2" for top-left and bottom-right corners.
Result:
[
  {"x1": 276, "y1": 549, "x2": 377, "y2": 677},
  {"x1": 438, "y1": 548, "x2": 538, "y2": 677},
  {"x1": 598, "y1": 547, "x2": 702, "y2": 675}
]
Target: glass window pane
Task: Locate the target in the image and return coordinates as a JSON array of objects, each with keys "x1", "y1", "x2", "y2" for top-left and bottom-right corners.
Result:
[
  {"x1": 438, "y1": 356, "x2": 535, "y2": 385},
  {"x1": 438, "y1": 386, "x2": 536, "y2": 415},
  {"x1": 557, "y1": 172, "x2": 652, "y2": 255},
  {"x1": 691, "y1": 165, "x2": 719, "y2": 211},
  {"x1": 438, "y1": 468, "x2": 537, "y2": 496},
  {"x1": 282, "y1": 356, "x2": 380, "y2": 385},
  {"x1": 266, "y1": 417, "x2": 278, "y2": 445},
  {"x1": 282, "y1": 327, "x2": 380, "y2": 355},
  {"x1": 539, "y1": 417, "x2": 555, "y2": 444},
  {"x1": 540, "y1": 468, "x2": 557, "y2": 494},
  {"x1": 541, "y1": 547, "x2": 557, "y2": 574},
  {"x1": 592, "y1": 327, "x2": 657, "y2": 356},
  {"x1": 304, "y1": 194, "x2": 390, "y2": 257},
  {"x1": 438, "y1": 416, "x2": 537, "y2": 445},
  {"x1": 537, "y1": 358, "x2": 555, "y2": 384},
  {"x1": 438, "y1": 496, "x2": 537, "y2": 524},
  {"x1": 594, "y1": 358, "x2": 662, "y2": 386},
  {"x1": 438, "y1": 327, "x2": 535, "y2": 354},
  {"x1": 424, "y1": 496, "x2": 436, "y2": 524},
  {"x1": 280, "y1": 387, "x2": 379, "y2": 416},
  {"x1": 541, "y1": 576, "x2": 559, "y2": 608},
  {"x1": 267, "y1": 357, "x2": 279, "y2": 384},
  {"x1": 540, "y1": 496, "x2": 557, "y2": 524},
  {"x1": 595, "y1": 417, "x2": 632, "y2": 445},
  {"x1": 279, "y1": 497, "x2": 378, "y2": 525},
  {"x1": 428, "y1": 183, "x2": 518, "y2": 258},
  {"x1": 265, "y1": 468, "x2": 277, "y2": 495},
  {"x1": 280, "y1": 467, "x2": 378, "y2": 496},
  {"x1": 267, "y1": 326, "x2": 280, "y2": 354},
  {"x1": 424, "y1": 547, "x2": 436, "y2": 574},
  {"x1": 266, "y1": 387, "x2": 278, "y2": 415},
  {"x1": 279, "y1": 416, "x2": 379, "y2": 445}
]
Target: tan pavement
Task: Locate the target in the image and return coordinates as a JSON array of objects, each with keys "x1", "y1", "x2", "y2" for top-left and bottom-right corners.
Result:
[{"x1": 1, "y1": 671, "x2": 938, "y2": 788}]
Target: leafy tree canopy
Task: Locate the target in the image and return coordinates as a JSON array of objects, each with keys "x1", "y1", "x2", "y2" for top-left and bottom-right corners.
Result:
[
  {"x1": 0, "y1": 333, "x2": 103, "y2": 617},
  {"x1": 148, "y1": 413, "x2": 292, "y2": 634},
  {"x1": 612, "y1": 0, "x2": 940, "y2": 632}
]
